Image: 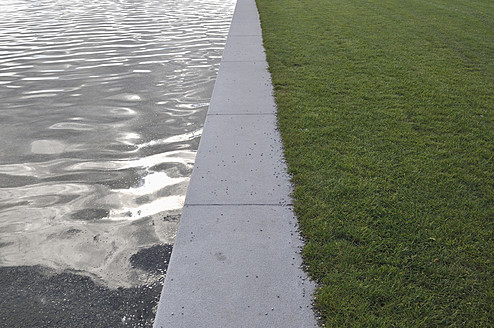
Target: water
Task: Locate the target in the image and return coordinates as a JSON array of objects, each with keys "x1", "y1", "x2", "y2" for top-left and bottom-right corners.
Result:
[{"x1": 0, "y1": 0, "x2": 235, "y2": 325}]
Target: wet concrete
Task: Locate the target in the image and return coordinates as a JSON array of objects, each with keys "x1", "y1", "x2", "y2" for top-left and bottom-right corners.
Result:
[{"x1": 0, "y1": 244, "x2": 172, "y2": 328}]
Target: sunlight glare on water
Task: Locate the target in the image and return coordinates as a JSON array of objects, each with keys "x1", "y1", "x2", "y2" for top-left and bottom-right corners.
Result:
[{"x1": 0, "y1": 0, "x2": 235, "y2": 288}]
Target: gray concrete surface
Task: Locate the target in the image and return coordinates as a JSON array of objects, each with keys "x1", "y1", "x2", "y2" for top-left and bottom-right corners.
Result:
[
  {"x1": 185, "y1": 114, "x2": 292, "y2": 205},
  {"x1": 153, "y1": 0, "x2": 318, "y2": 326}
]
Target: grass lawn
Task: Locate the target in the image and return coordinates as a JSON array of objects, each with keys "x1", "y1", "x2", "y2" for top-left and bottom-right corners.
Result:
[{"x1": 255, "y1": 0, "x2": 493, "y2": 326}]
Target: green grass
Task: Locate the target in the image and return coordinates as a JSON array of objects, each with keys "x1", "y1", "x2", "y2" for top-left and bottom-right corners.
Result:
[{"x1": 255, "y1": 0, "x2": 494, "y2": 326}]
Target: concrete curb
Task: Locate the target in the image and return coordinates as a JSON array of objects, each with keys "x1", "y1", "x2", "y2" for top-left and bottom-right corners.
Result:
[{"x1": 153, "y1": 0, "x2": 317, "y2": 326}]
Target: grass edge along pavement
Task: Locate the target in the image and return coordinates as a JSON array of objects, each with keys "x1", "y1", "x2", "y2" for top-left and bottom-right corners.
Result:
[{"x1": 255, "y1": 0, "x2": 494, "y2": 326}]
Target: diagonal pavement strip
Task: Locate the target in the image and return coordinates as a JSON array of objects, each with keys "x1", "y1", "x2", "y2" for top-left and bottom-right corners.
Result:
[{"x1": 153, "y1": 0, "x2": 317, "y2": 326}]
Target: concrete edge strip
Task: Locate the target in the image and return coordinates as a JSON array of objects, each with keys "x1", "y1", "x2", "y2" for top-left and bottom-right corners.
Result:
[{"x1": 153, "y1": 0, "x2": 317, "y2": 326}]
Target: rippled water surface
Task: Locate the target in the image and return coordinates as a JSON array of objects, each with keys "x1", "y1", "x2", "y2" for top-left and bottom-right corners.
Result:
[{"x1": 0, "y1": 0, "x2": 235, "y2": 288}]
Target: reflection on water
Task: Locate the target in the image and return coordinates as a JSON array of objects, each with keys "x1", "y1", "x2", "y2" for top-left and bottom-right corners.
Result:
[{"x1": 0, "y1": 0, "x2": 235, "y2": 288}]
